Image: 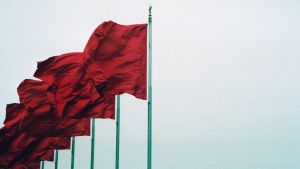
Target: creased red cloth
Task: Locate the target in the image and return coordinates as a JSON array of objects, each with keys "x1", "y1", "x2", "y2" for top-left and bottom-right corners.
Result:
[
  {"x1": 11, "y1": 162, "x2": 40, "y2": 169},
  {"x1": 17, "y1": 79, "x2": 54, "y2": 117},
  {"x1": 0, "y1": 126, "x2": 70, "y2": 153},
  {"x1": 21, "y1": 116, "x2": 90, "y2": 137},
  {"x1": 10, "y1": 162, "x2": 40, "y2": 169},
  {"x1": 4, "y1": 103, "x2": 90, "y2": 137},
  {"x1": 34, "y1": 53, "x2": 114, "y2": 119},
  {"x1": 1, "y1": 104, "x2": 71, "y2": 153},
  {"x1": 0, "y1": 150, "x2": 53, "y2": 169},
  {"x1": 84, "y1": 21, "x2": 147, "y2": 100}
]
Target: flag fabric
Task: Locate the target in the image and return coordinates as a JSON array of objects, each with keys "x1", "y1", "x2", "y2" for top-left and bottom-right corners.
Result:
[
  {"x1": 31, "y1": 21, "x2": 148, "y2": 120},
  {"x1": 34, "y1": 53, "x2": 115, "y2": 119},
  {"x1": 21, "y1": 116, "x2": 90, "y2": 137},
  {"x1": 4, "y1": 103, "x2": 90, "y2": 137},
  {"x1": 0, "y1": 103, "x2": 69, "y2": 168},
  {"x1": 0, "y1": 126, "x2": 70, "y2": 152},
  {"x1": 11, "y1": 162, "x2": 40, "y2": 169},
  {"x1": 0, "y1": 150, "x2": 54, "y2": 168},
  {"x1": 17, "y1": 79, "x2": 54, "y2": 117},
  {"x1": 0, "y1": 127, "x2": 55, "y2": 168},
  {"x1": 84, "y1": 21, "x2": 147, "y2": 100},
  {"x1": 4, "y1": 103, "x2": 27, "y2": 128}
]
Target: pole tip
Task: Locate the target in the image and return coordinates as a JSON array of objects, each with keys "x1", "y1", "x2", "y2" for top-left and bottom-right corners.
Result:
[{"x1": 149, "y1": 5, "x2": 152, "y2": 15}]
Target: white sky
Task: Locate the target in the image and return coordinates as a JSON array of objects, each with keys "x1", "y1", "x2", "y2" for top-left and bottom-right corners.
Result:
[{"x1": 0, "y1": 0, "x2": 300, "y2": 169}]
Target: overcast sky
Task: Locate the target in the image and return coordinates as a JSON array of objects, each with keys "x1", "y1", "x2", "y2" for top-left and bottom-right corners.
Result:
[{"x1": 0, "y1": 0, "x2": 300, "y2": 169}]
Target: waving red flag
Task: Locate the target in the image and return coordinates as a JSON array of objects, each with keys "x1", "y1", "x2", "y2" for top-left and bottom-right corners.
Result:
[
  {"x1": 17, "y1": 79, "x2": 54, "y2": 117},
  {"x1": 0, "y1": 126, "x2": 70, "y2": 153},
  {"x1": 11, "y1": 162, "x2": 40, "y2": 169},
  {"x1": 21, "y1": 116, "x2": 90, "y2": 137},
  {"x1": 0, "y1": 150, "x2": 54, "y2": 168},
  {"x1": 1, "y1": 104, "x2": 71, "y2": 152},
  {"x1": 33, "y1": 53, "x2": 114, "y2": 119},
  {"x1": 4, "y1": 103, "x2": 27, "y2": 127},
  {"x1": 84, "y1": 21, "x2": 147, "y2": 100},
  {"x1": 4, "y1": 103, "x2": 90, "y2": 137}
]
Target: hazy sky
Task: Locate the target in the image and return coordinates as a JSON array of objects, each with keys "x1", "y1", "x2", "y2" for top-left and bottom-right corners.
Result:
[{"x1": 0, "y1": 0, "x2": 300, "y2": 169}]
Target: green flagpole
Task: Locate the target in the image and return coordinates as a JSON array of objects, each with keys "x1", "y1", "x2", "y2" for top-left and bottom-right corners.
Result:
[
  {"x1": 41, "y1": 161, "x2": 44, "y2": 169},
  {"x1": 147, "y1": 5, "x2": 153, "y2": 169},
  {"x1": 71, "y1": 137, "x2": 76, "y2": 169},
  {"x1": 90, "y1": 118, "x2": 95, "y2": 169},
  {"x1": 55, "y1": 150, "x2": 59, "y2": 169},
  {"x1": 115, "y1": 95, "x2": 121, "y2": 169}
]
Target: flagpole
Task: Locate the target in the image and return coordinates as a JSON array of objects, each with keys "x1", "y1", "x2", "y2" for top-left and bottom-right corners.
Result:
[
  {"x1": 71, "y1": 137, "x2": 76, "y2": 169},
  {"x1": 90, "y1": 118, "x2": 95, "y2": 169},
  {"x1": 147, "y1": 5, "x2": 153, "y2": 169},
  {"x1": 115, "y1": 95, "x2": 121, "y2": 169},
  {"x1": 55, "y1": 150, "x2": 59, "y2": 169},
  {"x1": 41, "y1": 161, "x2": 44, "y2": 169}
]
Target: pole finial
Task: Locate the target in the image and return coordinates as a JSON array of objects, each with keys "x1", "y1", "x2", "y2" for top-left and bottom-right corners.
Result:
[
  {"x1": 149, "y1": 5, "x2": 152, "y2": 14},
  {"x1": 148, "y1": 5, "x2": 152, "y2": 22}
]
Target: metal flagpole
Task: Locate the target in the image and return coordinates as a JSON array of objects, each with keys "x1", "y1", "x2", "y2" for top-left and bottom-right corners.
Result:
[
  {"x1": 71, "y1": 137, "x2": 76, "y2": 169},
  {"x1": 90, "y1": 118, "x2": 95, "y2": 169},
  {"x1": 41, "y1": 161, "x2": 44, "y2": 169},
  {"x1": 115, "y1": 95, "x2": 121, "y2": 169},
  {"x1": 55, "y1": 150, "x2": 59, "y2": 169},
  {"x1": 147, "y1": 5, "x2": 153, "y2": 169}
]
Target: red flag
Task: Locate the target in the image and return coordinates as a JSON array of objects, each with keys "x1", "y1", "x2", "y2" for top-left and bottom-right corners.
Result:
[
  {"x1": 17, "y1": 79, "x2": 54, "y2": 117},
  {"x1": 0, "y1": 127, "x2": 54, "y2": 167},
  {"x1": 0, "y1": 126, "x2": 70, "y2": 153},
  {"x1": 1, "y1": 104, "x2": 71, "y2": 152},
  {"x1": 21, "y1": 116, "x2": 90, "y2": 137},
  {"x1": 34, "y1": 52, "x2": 84, "y2": 85},
  {"x1": 33, "y1": 53, "x2": 114, "y2": 119},
  {"x1": 11, "y1": 162, "x2": 40, "y2": 169},
  {"x1": 0, "y1": 150, "x2": 53, "y2": 168},
  {"x1": 84, "y1": 21, "x2": 147, "y2": 100},
  {"x1": 4, "y1": 103, "x2": 27, "y2": 128},
  {"x1": 4, "y1": 103, "x2": 90, "y2": 137}
]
